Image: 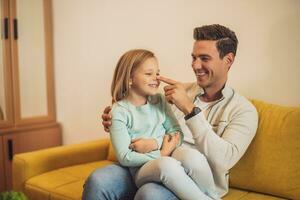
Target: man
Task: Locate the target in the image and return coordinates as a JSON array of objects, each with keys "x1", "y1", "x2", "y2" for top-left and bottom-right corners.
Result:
[{"x1": 82, "y1": 24, "x2": 258, "y2": 200}]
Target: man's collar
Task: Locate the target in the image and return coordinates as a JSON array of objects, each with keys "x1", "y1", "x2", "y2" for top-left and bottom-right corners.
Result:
[{"x1": 187, "y1": 82, "x2": 233, "y2": 102}]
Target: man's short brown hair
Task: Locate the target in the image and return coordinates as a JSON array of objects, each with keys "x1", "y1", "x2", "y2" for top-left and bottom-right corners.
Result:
[{"x1": 194, "y1": 24, "x2": 238, "y2": 58}]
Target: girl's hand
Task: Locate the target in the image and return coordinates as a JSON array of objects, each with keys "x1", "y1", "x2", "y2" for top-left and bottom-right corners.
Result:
[
  {"x1": 129, "y1": 138, "x2": 158, "y2": 153},
  {"x1": 160, "y1": 133, "x2": 180, "y2": 156}
]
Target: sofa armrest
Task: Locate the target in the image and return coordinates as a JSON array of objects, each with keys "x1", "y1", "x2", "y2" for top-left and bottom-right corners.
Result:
[{"x1": 13, "y1": 138, "x2": 110, "y2": 191}]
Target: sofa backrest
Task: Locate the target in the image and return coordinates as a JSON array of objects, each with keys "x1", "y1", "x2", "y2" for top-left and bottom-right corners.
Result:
[
  {"x1": 107, "y1": 99, "x2": 300, "y2": 199},
  {"x1": 13, "y1": 139, "x2": 110, "y2": 191},
  {"x1": 230, "y1": 99, "x2": 300, "y2": 199},
  {"x1": 107, "y1": 140, "x2": 118, "y2": 162}
]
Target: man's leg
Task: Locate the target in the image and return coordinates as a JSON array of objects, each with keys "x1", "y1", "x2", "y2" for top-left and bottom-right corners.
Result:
[
  {"x1": 82, "y1": 164, "x2": 137, "y2": 200},
  {"x1": 134, "y1": 182, "x2": 178, "y2": 200}
]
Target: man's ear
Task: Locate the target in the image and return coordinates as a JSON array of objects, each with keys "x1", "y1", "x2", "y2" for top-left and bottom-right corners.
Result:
[{"x1": 224, "y1": 53, "x2": 235, "y2": 70}]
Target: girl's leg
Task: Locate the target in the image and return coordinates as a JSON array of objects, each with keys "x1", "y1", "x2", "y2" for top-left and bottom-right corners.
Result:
[
  {"x1": 134, "y1": 182, "x2": 178, "y2": 200},
  {"x1": 134, "y1": 157, "x2": 213, "y2": 200},
  {"x1": 172, "y1": 147, "x2": 220, "y2": 200}
]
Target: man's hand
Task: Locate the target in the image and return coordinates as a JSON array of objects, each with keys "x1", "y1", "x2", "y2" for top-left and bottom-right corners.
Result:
[
  {"x1": 158, "y1": 76, "x2": 195, "y2": 115},
  {"x1": 101, "y1": 106, "x2": 112, "y2": 132},
  {"x1": 160, "y1": 133, "x2": 180, "y2": 156},
  {"x1": 129, "y1": 138, "x2": 158, "y2": 153}
]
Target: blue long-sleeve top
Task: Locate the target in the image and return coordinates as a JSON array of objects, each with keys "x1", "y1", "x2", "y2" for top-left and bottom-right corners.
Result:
[{"x1": 110, "y1": 94, "x2": 183, "y2": 167}]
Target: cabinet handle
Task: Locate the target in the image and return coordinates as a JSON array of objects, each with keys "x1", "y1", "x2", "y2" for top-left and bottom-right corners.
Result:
[
  {"x1": 4, "y1": 18, "x2": 9, "y2": 39},
  {"x1": 8, "y1": 139, "x2": 13, "y2": 161},
  {"x1": 13, "y1": 18, "x2": 18, "y2": 40}
]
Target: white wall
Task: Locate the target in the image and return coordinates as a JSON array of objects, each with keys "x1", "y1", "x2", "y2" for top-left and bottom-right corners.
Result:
[
  {"x1": 52, "y1": 0, "x2": 300, "y2": 145},
  {"x1": 18, "y1": 0, "x2": 48, "y2": 118}
]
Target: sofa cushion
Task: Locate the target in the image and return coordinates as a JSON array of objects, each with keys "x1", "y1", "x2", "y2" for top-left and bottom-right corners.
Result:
[
  {"x1": 223, "y1": 188, "x2": 249, "y2": 199},
  {"x1": 25, "y1": 160, "x2": 114, "y2": 200},
  {"x1": 230, "y1": 100, "x2": 300, "y2": 199},
  {"x1": 223, "y1": 188, "x2": 286, "y2": 200}
]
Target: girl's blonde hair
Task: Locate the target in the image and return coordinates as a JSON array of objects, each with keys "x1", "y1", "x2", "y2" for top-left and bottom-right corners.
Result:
[{"x1": 111, "y1": 49, "x2": 155, "y2": 103}]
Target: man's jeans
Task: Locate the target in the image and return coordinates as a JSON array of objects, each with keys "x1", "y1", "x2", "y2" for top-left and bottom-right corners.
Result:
[{"x1": 82, "y1": 164, "x2": 178, "y2": 200}]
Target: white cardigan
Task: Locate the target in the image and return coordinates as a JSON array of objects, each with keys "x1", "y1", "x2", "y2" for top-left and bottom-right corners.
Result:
[{"x1": 172, "y1": 83, "x2": 258, "y2": 197}]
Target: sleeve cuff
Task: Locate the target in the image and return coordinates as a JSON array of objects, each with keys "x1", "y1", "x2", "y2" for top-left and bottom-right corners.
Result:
[
  {"x1": 177, "y1": 131, "x2": 184, "y2": 147},
  {"x1": 185, "y1": 112, "x2": 212, "y2": 139},
  {"x1": 155, "y1": 138, "x2": 163, "y2": 150},
  {"x1": 149, "y1": 149, "x2": 161, "y2": 159}
]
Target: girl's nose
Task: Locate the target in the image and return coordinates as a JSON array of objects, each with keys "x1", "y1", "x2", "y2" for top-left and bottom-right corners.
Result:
[{"x1": 155, "y1": 76, "x2": 160, "y2": 84}]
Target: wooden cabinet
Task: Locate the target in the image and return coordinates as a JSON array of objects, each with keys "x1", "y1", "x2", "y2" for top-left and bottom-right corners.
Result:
[
  {"x1": 2, "y1": 124, "x2": 61, "y2": 190},
  {"x1": 0, "y1": 136, "x2": 5, "y2": 192},
  {"x1": 0, "y1": 0, "x2": 62, "y2": 192}
]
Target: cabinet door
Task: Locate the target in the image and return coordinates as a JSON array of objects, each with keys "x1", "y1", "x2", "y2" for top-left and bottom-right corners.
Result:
[
  {"x1": 0, "y1": 136, "x2": 6, "y2": 192},
  {"x1": 10, "y1": 0, "x2": 55, "y2": 126},
  {"x1": 3, "y1": 123, "x2": 61, "y2": 190},
  {"x1": 0, "y1": 0, "x2": 14, "y2": 129}
]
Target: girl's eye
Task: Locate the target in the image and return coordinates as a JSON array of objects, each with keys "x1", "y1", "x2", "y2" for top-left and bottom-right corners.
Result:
[
  {"x1": 156, "y1": 73, "x2": 160, "y2": 76},
  {"x1": 145, "y1": 73, "x2": 152, "y2": 75}
]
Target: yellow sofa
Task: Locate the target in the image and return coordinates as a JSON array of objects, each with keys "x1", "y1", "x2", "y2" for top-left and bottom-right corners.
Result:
[{"x1": 13, "y1": 100, "x2": 300, "y2": 200}]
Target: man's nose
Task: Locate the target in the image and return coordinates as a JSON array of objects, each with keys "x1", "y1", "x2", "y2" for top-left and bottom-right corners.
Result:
[{"x1": 192, "y1": 58, "x2": 202, "y2": 69}]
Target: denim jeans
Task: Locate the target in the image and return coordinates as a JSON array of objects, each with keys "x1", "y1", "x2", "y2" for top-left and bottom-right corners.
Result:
[{"x1": 82, "y1": 164, "x2": 178, "y2": 200}]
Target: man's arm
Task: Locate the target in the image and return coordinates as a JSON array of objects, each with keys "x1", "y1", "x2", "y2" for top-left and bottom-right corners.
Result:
[
  {"x1": 158, "y1": 76, "x2": 195, "y2": 115},
  {"x1": 186, "y1": 103, "x2": 258, "y2": 171},
  {"x1": 102, "y1": 106, "x2": 112, "y2": 132},
  {"x1": 158, "y1": 75, "x2": 258, "y2": 171}
]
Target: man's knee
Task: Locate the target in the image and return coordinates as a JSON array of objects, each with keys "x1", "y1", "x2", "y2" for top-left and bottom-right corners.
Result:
[
  {"x1": 82, "y1": 164, "x2": 136, "y2": 200},
  {"x1": 85, "y1": 164, "x2": 129, "y2": 186},
  {"x1": 84, "y1": 168, "x2": 105, "y2": 192}
]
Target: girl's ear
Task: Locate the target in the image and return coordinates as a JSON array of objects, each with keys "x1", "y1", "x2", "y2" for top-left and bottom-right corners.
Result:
[{"x1": 129, "y1": 79, "x2": 133, "y2": 87}]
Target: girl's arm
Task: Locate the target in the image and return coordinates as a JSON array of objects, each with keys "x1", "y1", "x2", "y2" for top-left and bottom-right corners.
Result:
[
  {"x1": 110, "y1": 107, "x2": 161, "y2": 167},
  {"x1": 129, "y1": 138, "x2": 158, "y2": 153},
  {"x1": 129, "y1": 134, "x2": 179, "y2": 155},
  {"x1": 130, "y1": 95, "x2": 183, "y2": 153},
  {"x1": 162, "y1": 95, "x2": 184, "y2": 147}
]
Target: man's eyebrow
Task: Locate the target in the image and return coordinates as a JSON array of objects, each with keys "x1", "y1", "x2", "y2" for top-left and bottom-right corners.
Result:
[{"x1": 191, "y1": 53, "x2": 211, "y2": 58}]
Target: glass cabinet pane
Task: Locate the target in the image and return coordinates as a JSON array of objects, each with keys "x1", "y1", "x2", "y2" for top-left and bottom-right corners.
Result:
[
  {"x1": 0, "y1": 45, "x2": 6, "y2": 121},
  {"x1": 17, "y1": 0, "x2": 48, "y2": 118},
  {"x1": 0, "y1": 0, "x2": 6, "y2": 121}
]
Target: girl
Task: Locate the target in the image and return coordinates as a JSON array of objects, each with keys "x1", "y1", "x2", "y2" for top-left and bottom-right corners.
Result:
[{"x1": 110, "y1": 49, "x2": 218, "y2": 200}]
